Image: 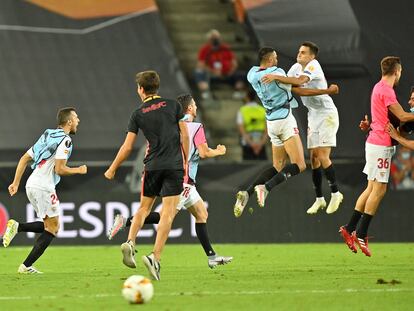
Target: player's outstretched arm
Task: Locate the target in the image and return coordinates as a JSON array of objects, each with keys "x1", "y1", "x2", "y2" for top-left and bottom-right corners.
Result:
[
  {"x1": 55, "y1": 159, "x2": 87, "y2": 176},
  {"x1": 386, "y1": 122, "x2": 414, "y2": 150},
  {"x1": 292, "y1": 84, "x2": 339, "y2": 96},
  {"x1": 262, "y1": 74, "x2": 309, "y2": 86},
  {"x1": 389, "y1": 103, "x2": 414, "y2": 123},
  {"x1": 104, "y1": 132, "x2": 136, "y2": 180},
  {"x1": 198, "y1": 143, "x2": 226, "y2": 158},
  {"x1": 8, "y1": 152, "x2": 32, "y2": 196}
]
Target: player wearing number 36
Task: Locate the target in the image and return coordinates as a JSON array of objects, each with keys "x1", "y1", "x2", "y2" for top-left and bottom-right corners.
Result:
[
  {"x1": 339, "y1": 57, "x2": 414, "y2": 257},
  {"x1": 4, "y1": 108, "x2": 87, "y2": 273}
]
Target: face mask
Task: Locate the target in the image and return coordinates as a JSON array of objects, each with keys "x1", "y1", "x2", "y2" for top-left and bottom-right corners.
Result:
[
  {"x1": 401, "y1": 152, "x2": 410, "y2": 160},
  {"x1": 410, "y1": 107, "x2": 414, "y2": 113},
  {"x1": 211, "y1": 38, "x2": 220, "y2": 48}
]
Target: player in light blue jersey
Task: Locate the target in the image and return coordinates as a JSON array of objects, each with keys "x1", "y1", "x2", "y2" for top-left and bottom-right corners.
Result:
[
  {"x1": 234, "y1": 47, "x2": 339, "y2": 216},
  {"x1": 108, "y1": 94, "x2": 232, "y2": 269}
]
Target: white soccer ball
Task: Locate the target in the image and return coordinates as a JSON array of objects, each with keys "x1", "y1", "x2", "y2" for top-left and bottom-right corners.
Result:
[{"x1": 122, "y1": 275, "x2": 154, "y2": 304}]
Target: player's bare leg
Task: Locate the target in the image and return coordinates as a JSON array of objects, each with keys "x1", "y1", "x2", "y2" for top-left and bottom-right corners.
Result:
[
  {"x1": 142, "y1": 195, "x2": 179, "y2": 280},
  {"x1": 122, "y1": 196, "x2": 156, "y2": 268}
]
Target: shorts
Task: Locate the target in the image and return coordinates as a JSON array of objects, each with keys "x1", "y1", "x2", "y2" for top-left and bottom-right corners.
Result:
[
  {"x1": 26, "y1": 187, "x2": 60, "y2": 219},
  {"x1": 267, "y1": 112, "x2": 299, "y2": 147},
  {"x1": 307, "y1": 111, "x2": 339, "y2": 149},
  {"x1": 176, "y1": 184, "x2": 202, "y2": 211},
  {"x1": 141, "y1": 169, "x2": 184, "y2": 197},
  {"x1": 363, "y1": 143, "x2": 395, "y2": 183}
]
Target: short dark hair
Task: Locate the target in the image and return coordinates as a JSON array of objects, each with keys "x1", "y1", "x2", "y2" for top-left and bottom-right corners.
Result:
[
  {"x1": 258, "y1": 47, "x2": 275, "y2": 64},
  {"x1": 176, "y1": 93, "x2": 194, "y2": 112},
  {"x1": 301, "y1": 41, "x2": 319, "y2": 56},
  {"x1": 410, "y1": 86, "x2": 414, "y2": 95},
  {"x1": 136, "y1": 70, "x2": 160, "y2": 94},
  {"x1": 57, "y1": 107, "x2": 76, "y2": 126},
  {"x1": 380, "y1": 56, "x2": 401, "y2": 76}
]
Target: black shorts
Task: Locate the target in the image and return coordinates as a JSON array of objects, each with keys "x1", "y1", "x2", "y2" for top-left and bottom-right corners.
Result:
[{"x1": 141, "y1": 169, "x2": 184, "y2": 197}]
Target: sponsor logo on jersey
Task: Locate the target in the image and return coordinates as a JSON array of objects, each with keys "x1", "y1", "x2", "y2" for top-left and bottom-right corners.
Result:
[{"x1": 142, "y1": 102, "x2": 167, "y2": 114}]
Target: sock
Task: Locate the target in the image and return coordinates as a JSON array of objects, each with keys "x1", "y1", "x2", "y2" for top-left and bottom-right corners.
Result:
[
  {"x1": 18, "y1": 222, "x2": 44, "y2": 233},
  {"x1": 23, "y1": 230, "x2": 55, "y2": 267},
  {"x1": 312, "y1": 167, "x2": 323, "y2": 198},
  {"x1": 345, "y1": 210, "x2": 363, "y2": 233},
  {"x1": 246, "y1": 166, "x2": 278, "y2": 196},
  {"x1": 144, "y1": 212, "x2": 160, "y2": 225},
  {"x1": 356, "y1": 213, "x2": 373, "y2": 239},
  {"x1": 195, "y1": 223, "x2": 215, "y2": 257},
  {"x1": 265, "y1": 164, "x2": 300, "y2": 191},
  {"x1": 125, "y1": 212, "x2": 161, "y2": 228},
  {"x1": 324, "y1": 164, "x2": 339, "y2": 193}
]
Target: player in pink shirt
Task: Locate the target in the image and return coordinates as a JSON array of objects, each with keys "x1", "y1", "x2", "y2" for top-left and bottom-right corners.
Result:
[{"x1": 340, "y1": 56, "x2": 414, "y2": 256}]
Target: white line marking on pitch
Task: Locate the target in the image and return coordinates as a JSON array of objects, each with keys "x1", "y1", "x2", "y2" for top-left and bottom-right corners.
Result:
[
  {"x1": 0, "y1": 9, "x2": 154, "y2": 35},
  {"x1": 0, "y1": 288, "x2": 412, "y2": 300}
]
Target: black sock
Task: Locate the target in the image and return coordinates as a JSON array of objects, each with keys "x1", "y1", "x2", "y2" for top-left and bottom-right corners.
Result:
[
  {"x1": 144, "y1": 212, "x2": 160, "y2": 225},
  {"x1": 195, "y1": 223, "x2": 215, "y2": 257},
  {"x1": 324, "y1": 164, "x2": 339, "y2": 193},
  {"x1": 265, "y1": 164, "x2": 300, "y2": 191},
  {"x1": 246, "y1": 166, "x2": 278, "y2": 196},
  {"x1": 356, "y1": 213, "x2": 373, "y2": 239},
  {"x1": 18, "y1": 222, "x2": 44, "y2": 233},
  {"x1": 345, "y1": 210, "x2": 363, "y2": 233},
  {"x1": 23, "y1": 230, "x2": 55, "y2": 267},
  {"x1": 312, "y1": 167, "x2": 323, "y2": 197},
  {"x1": 125, "y1": 212, "x2": 161, "y2": 227}
]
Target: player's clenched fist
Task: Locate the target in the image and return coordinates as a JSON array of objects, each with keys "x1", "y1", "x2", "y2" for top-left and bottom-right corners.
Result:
[
  {"x1": 104, "y1": 169, "x2": 115, "y2": 180},
  {"x1": 8, "y1": 183, "x2": 18, "y2": 196},
  {"x1": 78, "y1": 165, "x2": 88, "y2": 175},
  {"x1": 216, "y1": 144, "x2": 226, "y2": 155}
]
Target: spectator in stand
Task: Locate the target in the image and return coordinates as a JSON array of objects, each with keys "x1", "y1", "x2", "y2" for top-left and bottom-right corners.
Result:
[
  {"x1": 194, "y1": 29, "x2": 245, "y2": 99},
  {"x1": 237, "y1": 88, "x2": 268, "y2": 160},
  {"x1": 390, "y1": 147, "x2": 414, "y2": 189}
]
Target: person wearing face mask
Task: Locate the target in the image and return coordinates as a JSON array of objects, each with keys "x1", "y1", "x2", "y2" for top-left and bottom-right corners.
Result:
[
  {"x1": 389, "y1": 146, "x2": 414, "y2": 190},
  {"x1": 194, "y1": 29, "x2": 244, "y2": 99}
]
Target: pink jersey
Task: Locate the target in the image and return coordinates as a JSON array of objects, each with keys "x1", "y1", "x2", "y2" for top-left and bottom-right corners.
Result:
[{"x1": 367, "y1": 80, "x2": 398, "y2": 146}]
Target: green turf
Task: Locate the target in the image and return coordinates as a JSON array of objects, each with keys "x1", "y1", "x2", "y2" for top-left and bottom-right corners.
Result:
[{"x1": 0, "y1": 244, "x2": 413, "y2": 311}]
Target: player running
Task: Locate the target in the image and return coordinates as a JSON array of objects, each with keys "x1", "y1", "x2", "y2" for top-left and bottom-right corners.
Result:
[
  {"x1": 107, "y1": 94, "x2": 233, "y2": 269},
  {"x1": 105, "y1": 71, "x2": 189, "y2": 280},
  {"x1": 3, "y1": 108, "x2": 87, "y2": 273}
]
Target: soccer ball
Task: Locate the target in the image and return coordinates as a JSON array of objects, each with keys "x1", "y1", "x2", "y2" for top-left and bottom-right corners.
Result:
[{"x1": 122, "y1": 275, "x2": 154, "y2": 304}]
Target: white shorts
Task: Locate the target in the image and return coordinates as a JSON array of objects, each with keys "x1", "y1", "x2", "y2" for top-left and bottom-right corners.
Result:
[
  {"x1": 307, "y1": 111, "x2": 339, "y2": 149},
  {"x1": 267, "y1": 112, "x2": 299, "y2": 147},
  {"x1": 363, "y1": 143, "x2": 396, "y2": 183},
  {"x1": 176, "y1": 184, "x2": 202, "y2": 211},
  {"x1": 26, "y1": 187, "x2": 60, "y2": 219}
]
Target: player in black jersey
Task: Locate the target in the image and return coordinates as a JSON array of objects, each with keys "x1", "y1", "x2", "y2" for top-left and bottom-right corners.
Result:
[{"x1": 105, "y1": 70, "x2": 189, "y2": 280}]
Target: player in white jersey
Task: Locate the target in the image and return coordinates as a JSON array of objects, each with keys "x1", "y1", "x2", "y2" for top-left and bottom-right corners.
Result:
[
  {"x1": 234, "y1": 47, "x2": 339, "y2": 217},
  {"x1": 3, "y1": 108, "x2": 87, "y2": 273},
  {"x1": 107, "y1": 94, "x2": 232, "y2": 269},
  {"x1": 262, "y1": 42, "x2": 343, "y2": 215}
]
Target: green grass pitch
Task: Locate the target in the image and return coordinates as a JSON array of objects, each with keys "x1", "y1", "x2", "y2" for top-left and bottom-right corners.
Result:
[{"x1": 0, "y1": 244, "x2": 413, "y2": 311}]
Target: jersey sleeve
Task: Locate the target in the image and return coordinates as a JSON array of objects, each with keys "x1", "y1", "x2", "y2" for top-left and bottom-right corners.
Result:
[
  {"x1": 27, "y1": 147, "x2": 34, "y2": 159},
  {"x1": 55, "y1": 137, "x2": 72, "y2": 160},
  {"x1": 194, "y1": 125, "x2": 207, "y2": 147},
  {"x1": 127, "y1": 110, "x2": 140, "y2": 134},
  {"x1": 303, "y1": 60, "x2": 322, "y2": 81},
  {"x1": 383, "y1": 88, "x2": 398, "y2": 107}
]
